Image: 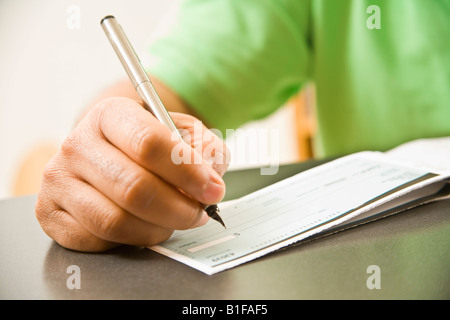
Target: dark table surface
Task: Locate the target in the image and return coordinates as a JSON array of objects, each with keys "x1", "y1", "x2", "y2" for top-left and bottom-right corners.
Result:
[{"x1": 1, "y1": 160, "x2": 449, "y2": 299}]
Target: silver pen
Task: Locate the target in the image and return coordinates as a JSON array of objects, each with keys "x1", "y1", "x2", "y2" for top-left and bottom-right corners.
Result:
[{"x1": 101, "y1": 15, "x2": 225, "y2": 228}]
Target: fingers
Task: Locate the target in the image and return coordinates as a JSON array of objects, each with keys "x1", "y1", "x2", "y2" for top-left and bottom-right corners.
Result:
[
  {"x1": 91, "y1": 98, "x2": 226, "y2": 205},
  {"x1": 170, "y1": 112, "x2": 230, "y2": 178},
  {"x1": 35, "y1": 195, "x2": 117, "y2": 252},
  {"x1": 35, "y1": 96, "x2": 230, "y2": 252},
  {"x1": 62, "y1": 130, "x2": 209, "y2": 229},
  {"x1": 36, "y1": 161, "x2": 174, "y2": 251}
]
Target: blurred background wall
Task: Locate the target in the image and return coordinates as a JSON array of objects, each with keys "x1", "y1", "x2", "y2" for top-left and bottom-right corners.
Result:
[{"x1": 0, "y1": 0, "x2": 299, "y2": 199}]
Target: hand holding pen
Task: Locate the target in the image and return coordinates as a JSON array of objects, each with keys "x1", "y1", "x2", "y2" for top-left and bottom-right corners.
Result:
[
  {"x1": 35, "y1": 18, "x2": 228, "y2": 252},
  {"x1": 101, "y1": 15, "x2": 226, "y2": 228}
]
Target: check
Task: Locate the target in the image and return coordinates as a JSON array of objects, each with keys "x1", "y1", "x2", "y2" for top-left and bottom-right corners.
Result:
[{"x1": 150, "y1": 151, "x2": 449, "y2": 275}]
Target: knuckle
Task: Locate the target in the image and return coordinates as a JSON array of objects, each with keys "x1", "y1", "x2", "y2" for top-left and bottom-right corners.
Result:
[
  {"x1": 92, "y1": 97, "x2": 117, "y2": 116},
  {"x1": 89, "y1": 100, "x2": 108, "y2": 128},
  {"x1": 131, "y1": 125, "x2": 165, "y2": 163},
  {"x1": 89, "y1": 97, "x2": 123, "y2": 135},
  {"x1": 40, "y1": 155, "x2": 76, "y2": 191},
  {"x1": 35, "y1": 190, "x2": 116, "y2": 252},
  {"x1": 95, "y1": 209, "x2": 125, "y2": 241},
  {"x1": 34, "y1": 196, "x2": 53, "y2": 225},
  {"x1": 41, "y1": 157, "x2": 65, "y2": 185},
  {"x1": 120, "y1": 173, "x2": 154, "y2": 210},
  {"x1": 60, "y1": 131, "x2": 83, "y2": 157},
  {"x1": 34, "y1": 199, "x2": 68, "y2": 242}
]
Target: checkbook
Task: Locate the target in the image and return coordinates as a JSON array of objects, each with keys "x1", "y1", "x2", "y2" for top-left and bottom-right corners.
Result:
[{"x1": 150, "y1": 138, "x2": 450, "y2": 275}]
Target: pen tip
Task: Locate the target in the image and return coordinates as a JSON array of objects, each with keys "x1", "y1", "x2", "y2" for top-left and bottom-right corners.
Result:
[
  {"x1": 205, "y1": 205, "x2": 226, "y2": 229},
  {"x1": 216, "y1": 215, "x2": 227, "y2": 229}
]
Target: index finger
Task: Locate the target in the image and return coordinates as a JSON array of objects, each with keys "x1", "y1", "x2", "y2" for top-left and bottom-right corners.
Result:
[{"x1": 89, "y1": 97, "x2": 226, "y2": 205}]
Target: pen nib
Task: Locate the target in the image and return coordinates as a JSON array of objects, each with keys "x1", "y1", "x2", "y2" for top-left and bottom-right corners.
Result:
[{"x1": 205, "y1": 205, "x2": 226, "y2": 229}]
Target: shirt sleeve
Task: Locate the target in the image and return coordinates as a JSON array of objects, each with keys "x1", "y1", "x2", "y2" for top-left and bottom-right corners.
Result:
[{"x1": 147, "y1": 0, "x2": 312, "y2": 133}]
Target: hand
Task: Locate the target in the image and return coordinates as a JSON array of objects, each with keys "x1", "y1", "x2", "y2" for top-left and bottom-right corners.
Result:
[{"x1": 35, "y1": 97, "x2": 229, "y2": 252}]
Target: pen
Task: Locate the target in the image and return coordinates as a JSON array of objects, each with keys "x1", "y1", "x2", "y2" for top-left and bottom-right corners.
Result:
[{"x1": 100, "y1": 15, "x2": 226, "y2": 228}]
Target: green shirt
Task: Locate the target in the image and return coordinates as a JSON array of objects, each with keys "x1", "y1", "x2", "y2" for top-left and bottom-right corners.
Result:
[{"x1": 148, "y1": 0, "x2": 450, "y2": 158}]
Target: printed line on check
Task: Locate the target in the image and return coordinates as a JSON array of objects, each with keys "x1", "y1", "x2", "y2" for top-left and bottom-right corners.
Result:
[{"x1": 187, "y1": 234, "x2": 237, "y2": 253}]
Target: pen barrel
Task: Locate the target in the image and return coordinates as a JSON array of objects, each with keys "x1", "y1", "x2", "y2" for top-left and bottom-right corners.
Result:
[
  {"x1": 101, "y1": 15, "x2": 225, "y2": 228},
  {"x1": 136, "y1": 81, "x2": 182, "y2": 139},
  {"x1": 101, "y1": 16, "x2": 182, "y2": 140},
  {"x1": 101, "y1": 16, "x2": 149, "y2": 88}
]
